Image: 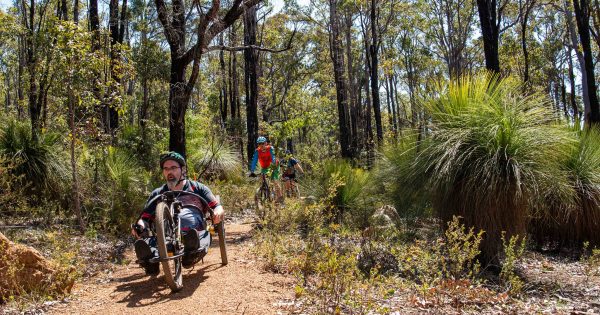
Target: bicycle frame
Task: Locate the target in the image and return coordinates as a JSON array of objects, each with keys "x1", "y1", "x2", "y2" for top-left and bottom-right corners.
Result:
[
  {"x1": 143, "y1": 191, "x2": 213, "y2": 263},
  {"x1": 259, "y1": 173, "x2": 272, "y2": 202}
]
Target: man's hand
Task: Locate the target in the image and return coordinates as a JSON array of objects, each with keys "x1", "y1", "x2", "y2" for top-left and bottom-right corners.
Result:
[
  {"x1": 131, "y1": 224, "x2": 143, "y2": 239},
  {"x1": 212, "y1": 205, "x2": 225, "y2": 225},
  {"x1": 249, "y1": 172, "x2": 257, "y2": 177}
]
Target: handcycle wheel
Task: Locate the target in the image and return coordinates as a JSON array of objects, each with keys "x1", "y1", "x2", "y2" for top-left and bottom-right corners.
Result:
[
  {"x1": 155, "y1": 201, "x2": 183, "y2": 292},
  {"x1": 215, "y1": 222, "x2": 228, "y2": 265}
]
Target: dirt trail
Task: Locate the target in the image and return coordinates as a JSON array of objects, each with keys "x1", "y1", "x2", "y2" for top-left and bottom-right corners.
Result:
[{"x1": 48, "y1": 223, "x2": 295, "y2": 315}]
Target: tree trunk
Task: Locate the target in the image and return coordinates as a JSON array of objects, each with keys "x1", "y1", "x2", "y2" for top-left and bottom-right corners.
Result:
[
  {"x1": 345, "y1": 11, "x2": 358, "y2": 156},
  {"x1": 140, "y1": 78, "x2": 149, "y2": 129},
  {"x1": 219, "y1": 33, "x2": 228, "y2": 126},
  {"x1": 565, "y1": 0, "x2": 590, "y2": 115},
  {"x1": 89, "y1": 0, "x2": 100, "y2": 50},
  {"x1": 74, "y1": 0, "x2": 79, "y2": 24},
  {"x1": 476, "y1": 0, "x2": 500, "y2": 73},
  {"x1": 573, "y1": 0, "x2": 600, "y2": 126},
  {"x1": 520, "y1": 0, "x2": 535, "y2": 84},
  {"x1": 168, "y1": 59, "x2": 190, "y2": 156},
  {"x1": 24, "y1": 0, "x2": 42, "y2": 140},
  {"x1": 369, "y1": 0, "x2": 383, "y2": 144},
  {"x1": 153, "y1": 0, "x2": 261, "y2": 156},
  {"x1": 229, "y1": 26, "x2": 239, "y2": 119},
  {"x1": 329, "y1": 0, "x2": 352, "y2": 159},
  {"x1": 561, "y1": 77, "x2": 569, "y2": 118},
  {"x1": 387, "y1": 75, "x2": 398, "y2": 134},
  {"x1": 17, "y1": 37, "x2": 24, "y2": 120},
  {"x1": 107, "y1": 0, "x2": 127, "y2": 133},
  {"x1": 567, "y1": 46, "x2": 580, "y2": 121},
  {"x1": 68, "y1": 88, "x2": 85, "y2": 231},
  {"x1": 245, "y1": 5, "x2": 259, "y2": 161},
  {"x1": 60, "y1": 0, "x2": 68, "y2": 20}
]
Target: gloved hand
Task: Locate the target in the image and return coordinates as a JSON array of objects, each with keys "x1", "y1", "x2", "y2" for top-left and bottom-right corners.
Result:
[
  {"x1": 131, "y1": 223, "x2": 148, "y2": 239},
  {"x1": 249, "y1": 172, "x2": 257, "y2": 178}
]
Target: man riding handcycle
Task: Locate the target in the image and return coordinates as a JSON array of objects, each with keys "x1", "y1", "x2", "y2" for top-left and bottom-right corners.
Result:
[{"x1": 130, "y1": 152, "x2": 226, "y2": 291}]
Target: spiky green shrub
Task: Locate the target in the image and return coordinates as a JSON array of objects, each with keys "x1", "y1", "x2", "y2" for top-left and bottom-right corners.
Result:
[
  {"x1": 83, "y1": 146, "x2": 149, "y2": 232},
  {"x1": 116, "y1": 123, "x2": 168, "y2": 170},
  {"x1": 188, "y1": 141, "x2": 243, "y2": 182},
  {"x1": 377, "y1": 135, "x2": 432, "y2": 219},
  {"x1": 305, "y1": 160, "x2": 371, "y2": 227},
  {"x1": 406, "y1": 73, "x2": 573, "y2": 265},
  {"x1": 0, "y1": 119, "x2": 70, "y2": 202},
  {"x1": 0, "y1": 156, "x2": 28, "y2": 217},
  {"x1": 531, "y1": 127, "x2": 600, "y2": 248}
]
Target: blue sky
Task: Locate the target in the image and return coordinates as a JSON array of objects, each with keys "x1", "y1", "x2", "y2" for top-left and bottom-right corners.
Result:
[
  {"x1": 0, "y1": 0, "x2": 302, "y2": 12},
  {"x1": 0, "y1": 0, "x2": 10, "y2": 10}
]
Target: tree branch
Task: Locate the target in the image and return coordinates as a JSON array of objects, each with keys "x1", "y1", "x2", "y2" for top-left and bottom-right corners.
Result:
[
  {"x1": 154, "y1": 0, "x2": 175, "y2": 45},
  {"x1": 205, "y1": 26, "x2": 296, "y2": 53}
]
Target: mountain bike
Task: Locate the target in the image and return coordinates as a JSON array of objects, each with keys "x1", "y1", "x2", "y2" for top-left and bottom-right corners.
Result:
[
  {"x1": 283, "y1": 176, "x2": 300, "y2": 198},
  {"x1": 141, "y1": 190, "x2": 228, "y2": 292},
  {"x1": 252, "y1": 172, "x2": 275, "y2": 211}
]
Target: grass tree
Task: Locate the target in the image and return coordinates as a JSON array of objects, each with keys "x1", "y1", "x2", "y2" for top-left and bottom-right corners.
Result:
[
  {"x1": 402, "y1": 73, "x2": 574, "y2": 266},
  {"x1": 531, "y1": 128, "x2": 600, "y2": 249}
]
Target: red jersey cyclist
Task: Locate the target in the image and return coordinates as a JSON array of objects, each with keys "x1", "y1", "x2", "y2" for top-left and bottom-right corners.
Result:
[{"x1": 249, "y1": 136, "x2": 282, "y2": 201}]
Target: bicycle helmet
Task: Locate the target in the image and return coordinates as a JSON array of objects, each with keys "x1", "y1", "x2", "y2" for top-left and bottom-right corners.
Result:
[
  {"x1": 256, "y1": 136, "x2": 267, "y2": 144},
  {"x1": 159, "y1": 151, "x2": 186, "y2": 168}
]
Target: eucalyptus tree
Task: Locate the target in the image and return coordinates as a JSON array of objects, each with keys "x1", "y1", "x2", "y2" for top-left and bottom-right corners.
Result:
[
  {"x1": 0, "y1": 12, "x2": 19, "y2": 115},
  {"x1": 244, "y1": 4, "x2": 259, "y2": 161},
  {"x1": 130, "y1": 0, "x2": 169, "y2": 149},
  {"x1": 572, "y1": 0, "x2": 600, "y2": 125},
  {"x1": 363, "y1": 0, "x2": 395, "y2": 145},
  {"x1": 259, "y1": 11, "x2": 313, "y2": 152},
  {"x1": 591, "y1": 0, "x2": 600, "y2": 52},
  {"x1": 153, "y1": 0, "x2": 262, "y2": 157},
  {"x1": 424, "y1": 0, "x2": 477, "y2": 79},
  {"x1": 105, "y1": 0, "x2": 130, "y2": 132},
  {"x1": 17, "y1": 0, "x2": 61, "y2": 140},
  {"x1": 517, "y1": 0, "x2": 537, "y2": 84},
  {"x1": 329, "y1": 0, "x2": 352, "y2": 158},
  {"x1": 475, "y1": 0, "x2": 520, "y2": 73}
]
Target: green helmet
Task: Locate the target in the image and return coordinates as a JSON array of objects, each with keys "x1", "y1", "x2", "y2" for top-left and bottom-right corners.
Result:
[{"x1": 159, "y1": 151, "x2": 186, "y2": 168}]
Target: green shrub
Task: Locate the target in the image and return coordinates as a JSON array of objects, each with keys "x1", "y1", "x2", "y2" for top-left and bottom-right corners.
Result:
[
  {"x1": 395, "y1": 216, "x2": 482, "y2": 287},
  {"x1": 377, "y1": 136, "x2": 432, "y2": 220},
  {"x1": 499, "y1": 233, "x2": 526, "y2": 296},
  {"x1": 0, "y1": 156, "x2": 28, "y2": 217},
  {"x1": 188, "y1": 139, "x2": 243, "y2": 182},
  {"x1": 531, "y1": 127, "x2": 600, "y2": 249},
  {"x1": 305, "y1": 159, "x2": 372, "y2": 226},
  {"x1": 82, "y1": 146, "x2": 149, "y2": 232},
  {"x1": 0, "y1": 119, "x2": 70, "y2": 202},
  {"x1": 403, "y1": 73, "x2": 573, "y2": 265}
]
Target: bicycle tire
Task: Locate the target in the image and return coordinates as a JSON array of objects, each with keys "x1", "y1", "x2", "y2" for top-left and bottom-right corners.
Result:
[
  {"x1": 294, "y1": 181, "x2": 300, "y2": 198},
  {"x1": 263, "y1": 179, "x2": 271, "y2": 202},
  {"x1": 155, "y1": 202, "x2": 183, "y2": 292},
  {"x1": 216, "y1": 222, "x2": 228, "y2": 265},
  {"x1": 254, "y1": 188, "x2": 262, "y2": 210}
]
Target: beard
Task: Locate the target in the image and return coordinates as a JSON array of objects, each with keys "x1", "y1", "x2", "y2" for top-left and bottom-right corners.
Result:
[{"x1": 166, "y1": 176, "x2": 180, "y2": 190}]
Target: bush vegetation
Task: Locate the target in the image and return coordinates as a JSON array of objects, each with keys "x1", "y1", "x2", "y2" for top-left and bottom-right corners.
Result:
[{"x1": 2, "y1": 72, "x2": 600, "y2": 311}]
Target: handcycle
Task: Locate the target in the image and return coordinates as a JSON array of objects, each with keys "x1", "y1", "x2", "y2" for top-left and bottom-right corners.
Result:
[{"x1": 137, "y1": 190, "x2": 228, "y2": 292}]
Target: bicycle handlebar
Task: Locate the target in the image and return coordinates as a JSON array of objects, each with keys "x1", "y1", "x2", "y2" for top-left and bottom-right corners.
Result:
[{"x1": 142, "y1": 190, "x2": 215, "y2": 219}]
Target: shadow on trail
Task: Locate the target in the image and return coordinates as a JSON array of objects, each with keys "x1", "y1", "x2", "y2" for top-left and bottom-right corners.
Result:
[
  {"x1": 113, "y1": 262, "x2": 225, "y2": 308},
  {"x1": 222, "y1": 224, "x2": 254, "y2": 245}
]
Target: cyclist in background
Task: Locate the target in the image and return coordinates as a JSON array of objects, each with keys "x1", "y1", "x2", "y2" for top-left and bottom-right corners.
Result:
[
  {"x1": 249, "y1": 136, "x2": 282, "y2": 201},
  {"x1": 281, "y1": 150, "x2": 304, "y2": 197}
]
